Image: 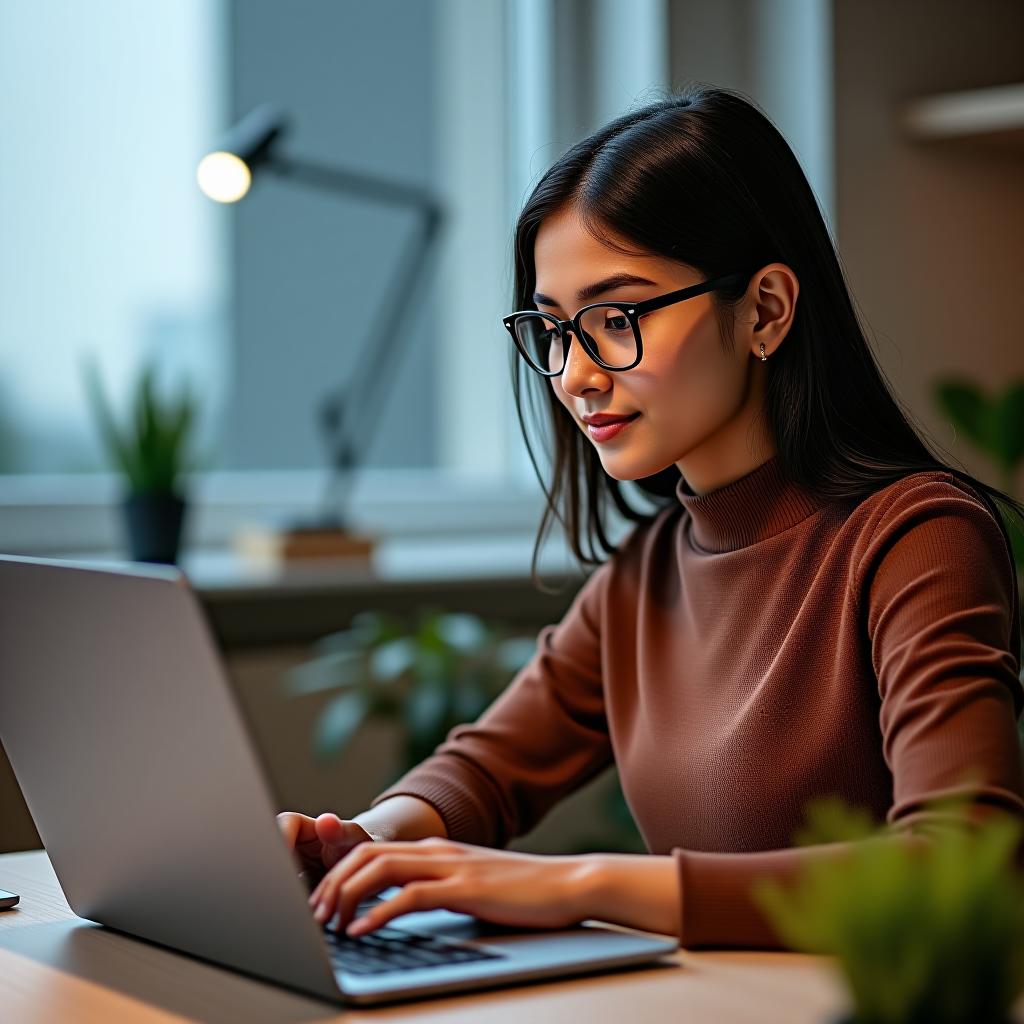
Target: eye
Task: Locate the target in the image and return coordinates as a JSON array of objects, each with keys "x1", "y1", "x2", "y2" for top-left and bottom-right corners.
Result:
[{"x1": 604, "y1": 313, "x2": 630, "y2": 333}]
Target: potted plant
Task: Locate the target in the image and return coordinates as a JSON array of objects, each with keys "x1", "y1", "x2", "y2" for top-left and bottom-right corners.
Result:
[
  {"x1": 81, "y1": 352, "x2": 206, "y2": 564},
  {"x1": 752, "y1": 794, "x2": 1024, "y2": 1024},
  {"x1": 282, "y1": 606, "x2": 645, "y2": 853}
]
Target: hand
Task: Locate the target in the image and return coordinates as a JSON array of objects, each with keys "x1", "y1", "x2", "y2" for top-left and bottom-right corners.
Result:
[
  {"x1": 306, "y1": 836, "x2": 600, "y2": 937},
  {"x1": 276, "y1": 811, "x2": 377, "y2": 890}
]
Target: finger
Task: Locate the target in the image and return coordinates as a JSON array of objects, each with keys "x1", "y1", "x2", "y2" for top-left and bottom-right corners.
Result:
[
  {"x1": 314, "y1": 814, "x2": 365, "y2": 868},
  {"x1": 277, "y1": 811, "x2": 316, "y2": 850},
  {"x1": 308, "y1": 838, "x2": 450, "y2": 906},
  {"x1": 347, "y1": 880, "x2": 462, "y2": 936},
  {"x1": 312, "y1": 854, "x2": 451, "y2": 926}
]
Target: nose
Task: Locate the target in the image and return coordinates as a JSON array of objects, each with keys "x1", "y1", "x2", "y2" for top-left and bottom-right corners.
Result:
[{"x1": 559, "y1": 328, "x2": 611, "y2": 396}]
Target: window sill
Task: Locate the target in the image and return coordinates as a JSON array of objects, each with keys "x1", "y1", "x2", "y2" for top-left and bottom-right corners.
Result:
[
  {"x1": 47, "y1": 534, "x2": 586, "y2": 598},
  {"x1": 0, "y1": 467, "x2": 561, "y2": 554}
]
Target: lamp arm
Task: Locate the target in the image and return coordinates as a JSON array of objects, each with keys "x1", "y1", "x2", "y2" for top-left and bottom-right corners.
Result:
[
  {"x1": 316, "y1": 205, "x2": 444, "y2": 525},
  {"x1": 266, "y1": 153, "x2": 439, "y2": 214}
]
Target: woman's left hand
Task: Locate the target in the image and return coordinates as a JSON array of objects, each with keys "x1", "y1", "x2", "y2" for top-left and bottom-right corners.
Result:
[{"x1": 306, "y1": 836, "x2": 600, "y2": 936}]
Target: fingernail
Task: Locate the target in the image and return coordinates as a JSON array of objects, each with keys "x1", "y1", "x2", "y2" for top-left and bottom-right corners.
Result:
[
  {"x1": 347, "y1": 917, "x2": 370, "y2": 936},
  {"x1": 313, "y1": 901, "x2": 329, "y2": 922}
]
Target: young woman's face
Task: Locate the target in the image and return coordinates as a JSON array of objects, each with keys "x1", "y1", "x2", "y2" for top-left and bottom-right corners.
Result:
[{"x1": 533, "y1": 206, "x2": 794, "y2": 494}]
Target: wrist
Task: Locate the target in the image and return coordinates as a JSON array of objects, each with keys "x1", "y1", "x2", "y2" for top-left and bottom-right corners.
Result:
[
  {"x1": 573, "y1": 852, "x2": 681, "y2": 938},
  {"x1": 561, "y1": 852, "x2": 613, "y2": 923},
  {"x1": 351, "y1": 794, "x2": 448, "y2": 842}
]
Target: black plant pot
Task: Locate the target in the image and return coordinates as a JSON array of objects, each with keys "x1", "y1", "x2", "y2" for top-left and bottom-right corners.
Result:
[{"x1": 121, "y1": 492, "x2": 188, "y2": 564}]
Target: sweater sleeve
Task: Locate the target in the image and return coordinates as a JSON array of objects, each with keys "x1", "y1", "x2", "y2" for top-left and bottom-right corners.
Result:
[
  {"x1": 671, "y1": 478, "x2": 1024, "y2": 949},
  {"x1": 367, "y1": 559, "x2": 614, "y2": 848}
]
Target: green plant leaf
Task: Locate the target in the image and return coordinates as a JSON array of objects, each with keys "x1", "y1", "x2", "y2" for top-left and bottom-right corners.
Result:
[
  {"x1": 369, "y1": 637, "x2": 417, "y2": 681},
  {"x1": 935, "y1": 380, "x2": 990, "y2": 452},
  {"x1": 752, "y1": 798, "x2": 1024, "y2": 1024},
  {"x1": 495, "y1": 636, "x2": 538, "y2": 673},
  {"x1": 314, "y1": 690, "x2": 371, "y2": 760},
  {"x1": 934, "y1": 378, "x2": 1024, "y2": 474},
  {"x1": 791, "y1": 795, "x2": 880, "y2": 846},
  {"x1": 452, "y1": 674, "x2": 494, "y2": 721},
  {"x1": 134, "y1": 360, "x2": 161, "y2": 491},
  {"x1": 434, "y1": 613, "x2": 489, "y2": 652},
  {"x1": 282, "y1": 648, "x2": 367, "y2": 696},
  {"x1": 992, "y1": 381, "x2": 1024, "y2": 470},
  {"x1": 402, "y1": 677, "x2": 454, "y2": 769}
]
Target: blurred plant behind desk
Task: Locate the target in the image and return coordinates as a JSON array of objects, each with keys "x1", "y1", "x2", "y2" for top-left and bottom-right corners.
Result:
[
  {"x1": 933, "y1": 377, "x2": 1024, "y2": 565},
  {"x1": 932, "y1": 377, "x2": 1024, "y2": 744},
  {"x1": 282, "y1": 607, "x2": 646, "y2": 856}
]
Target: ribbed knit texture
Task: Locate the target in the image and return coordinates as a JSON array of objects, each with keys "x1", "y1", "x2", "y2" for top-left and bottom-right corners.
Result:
[{"x1": 369, "y1": 453, "x2": 1024, "y2": 948}]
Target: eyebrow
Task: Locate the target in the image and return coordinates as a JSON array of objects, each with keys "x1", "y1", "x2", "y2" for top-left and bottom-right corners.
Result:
[{"x1": 532, "y1": 272, "x2": 659, "y2": 309}]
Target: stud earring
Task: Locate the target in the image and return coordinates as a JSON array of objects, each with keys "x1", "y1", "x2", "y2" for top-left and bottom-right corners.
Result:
[{"x1": 759, "y1": 343, "x2": 767, "y2": 361}]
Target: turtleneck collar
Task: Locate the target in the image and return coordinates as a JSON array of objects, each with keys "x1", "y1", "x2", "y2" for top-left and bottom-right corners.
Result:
[{"x1": 675, "y1": 454, "x2": 828, "y2": 553}]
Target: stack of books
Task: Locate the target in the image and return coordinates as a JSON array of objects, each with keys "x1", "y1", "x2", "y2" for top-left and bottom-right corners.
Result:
[{"x1": 232, "y1": 516, "x2": 376, "y2": 563}]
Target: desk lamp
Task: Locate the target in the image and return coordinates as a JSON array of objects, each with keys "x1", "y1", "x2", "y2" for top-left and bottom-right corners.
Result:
[{"x1": 197, "y1": 105, "x2": 445, "y2": 559}]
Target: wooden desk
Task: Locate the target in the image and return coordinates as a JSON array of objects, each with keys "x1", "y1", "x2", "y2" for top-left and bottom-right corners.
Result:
[{"x1": 0, "y1": 849, "x2": 860, "y2": 1023}]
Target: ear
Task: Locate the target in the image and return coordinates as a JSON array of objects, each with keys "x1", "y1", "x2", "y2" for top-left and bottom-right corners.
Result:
[{"x1": 738, "y1": 263, "x2": 799, "y2": 359}]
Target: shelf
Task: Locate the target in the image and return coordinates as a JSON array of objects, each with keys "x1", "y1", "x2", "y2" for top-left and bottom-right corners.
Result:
[{"x1": 902, "y1": 81, "x2": 1024, "y2": 147}]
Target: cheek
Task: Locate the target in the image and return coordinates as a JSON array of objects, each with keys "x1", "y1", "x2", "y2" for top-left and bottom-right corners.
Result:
[
  {"x1": 644, "y1": 326, "x2": 721, "y2": 396},
  {"x1": 641, "y1": 328, "x2": 742, "y2": 423}
]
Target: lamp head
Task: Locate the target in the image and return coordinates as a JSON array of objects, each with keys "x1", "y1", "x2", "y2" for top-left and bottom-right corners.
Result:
[{"x1": 197, "y1": 104, "x2": 289, "y2": 203}]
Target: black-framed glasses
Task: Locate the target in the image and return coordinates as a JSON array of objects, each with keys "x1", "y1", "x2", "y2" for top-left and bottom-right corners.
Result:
[{"x1": 501, "y1": 271, "x2": 750, "y2": 377}]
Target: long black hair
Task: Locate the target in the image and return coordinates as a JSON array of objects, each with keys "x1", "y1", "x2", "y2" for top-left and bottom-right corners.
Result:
[{"x1": 509, "y1": 82, "x2": 1024, "y2": 626}]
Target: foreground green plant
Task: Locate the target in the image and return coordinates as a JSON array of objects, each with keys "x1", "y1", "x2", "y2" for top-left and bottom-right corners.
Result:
[{"x1": 752, "y1": 795, "x2": 1024, "y2": 1024}]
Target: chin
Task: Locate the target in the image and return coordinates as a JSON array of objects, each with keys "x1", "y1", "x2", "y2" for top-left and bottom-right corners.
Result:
[{"x1": 597, "y1": 454, "x2": 669, "y2": 483}]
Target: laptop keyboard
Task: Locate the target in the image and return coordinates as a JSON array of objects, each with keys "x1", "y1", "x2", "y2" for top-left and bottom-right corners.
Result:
[{"x1": 323, "y1": 896, "x2": 506, "y2": 975}]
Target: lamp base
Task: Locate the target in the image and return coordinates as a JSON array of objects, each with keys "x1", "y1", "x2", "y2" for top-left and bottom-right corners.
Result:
[{"x1": 233, "y1": 515, "x2": 376, "y2": 562}]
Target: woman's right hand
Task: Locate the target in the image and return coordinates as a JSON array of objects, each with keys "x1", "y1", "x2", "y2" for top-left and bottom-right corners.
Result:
[{"x1": 276, "y1": 811, "x2": 377, "y2": 890}]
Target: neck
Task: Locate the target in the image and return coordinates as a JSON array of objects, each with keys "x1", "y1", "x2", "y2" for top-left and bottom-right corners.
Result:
[{"x1": 677, "y1": 436, "x2": 777, "y2": 497}]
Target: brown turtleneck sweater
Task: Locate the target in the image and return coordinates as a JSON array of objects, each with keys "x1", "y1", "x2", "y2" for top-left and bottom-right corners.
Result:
[{"x1": 369, "y1": 454, "x2": 1024, "y2": 948}]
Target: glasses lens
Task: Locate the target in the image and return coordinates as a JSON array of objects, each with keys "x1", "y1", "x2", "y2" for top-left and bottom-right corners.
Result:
[
  {"x1": 578, "y1": 306, "x2": 638, "y2": 369},
  {"x1": 513, "y1": 314, "x2": 564, "y2": 374}
]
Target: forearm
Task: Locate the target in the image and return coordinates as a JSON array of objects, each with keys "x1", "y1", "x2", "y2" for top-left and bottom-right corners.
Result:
[
  {"x1": 580, "y1": 852, "x2": 681, "y2": 937},
  {"x1": 351, "y1": 794, "x2": 448, "y2": 842}
]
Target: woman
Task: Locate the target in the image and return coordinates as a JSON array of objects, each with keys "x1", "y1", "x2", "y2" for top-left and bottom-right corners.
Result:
[{"x1": 278, "y1": 83, "x2": 1024, "y2": 949}]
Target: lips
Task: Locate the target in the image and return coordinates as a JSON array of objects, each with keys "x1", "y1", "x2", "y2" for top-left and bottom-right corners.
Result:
[{"x1": 582, "y1": 412, "x2": 640, "y2": 426}]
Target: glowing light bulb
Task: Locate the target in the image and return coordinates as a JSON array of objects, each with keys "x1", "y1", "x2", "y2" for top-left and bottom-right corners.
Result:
[{"x1": 196, "y1": 151, "x2": 252, "y2": 203}]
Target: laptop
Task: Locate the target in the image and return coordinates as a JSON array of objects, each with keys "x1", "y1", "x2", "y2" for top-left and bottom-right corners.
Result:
[{"x1": 0, "y1": 553, "x2": 678, "y2": 1007}]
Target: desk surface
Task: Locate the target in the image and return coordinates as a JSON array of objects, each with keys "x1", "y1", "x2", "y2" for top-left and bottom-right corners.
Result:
[{"x1": 0, "y1": 849, "x2": 859, "y2": 1023}]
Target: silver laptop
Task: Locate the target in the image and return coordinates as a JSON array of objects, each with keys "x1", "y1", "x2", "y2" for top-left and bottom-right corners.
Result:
[{"x1": 0, "y1": 553, "x2": 677, "y2": 1007}]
